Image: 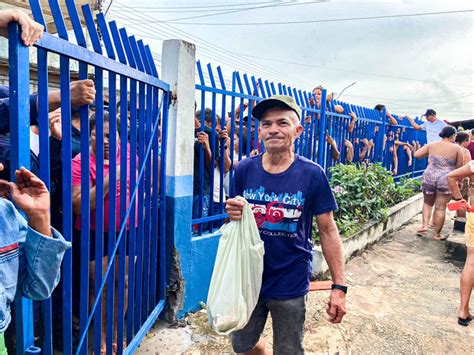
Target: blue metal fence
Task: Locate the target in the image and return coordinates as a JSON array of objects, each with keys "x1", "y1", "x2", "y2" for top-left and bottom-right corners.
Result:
[
  {"x1": 7, "y1": 1, "x2": 169, "y2": 354},
  {"x1": 192, "y1": 62, "x2": 427, "y2": 235}
]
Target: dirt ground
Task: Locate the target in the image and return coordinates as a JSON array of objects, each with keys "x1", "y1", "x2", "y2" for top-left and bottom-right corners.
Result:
[{"x1": 137, "y1": 213, "x2": 474, "y2": 354}]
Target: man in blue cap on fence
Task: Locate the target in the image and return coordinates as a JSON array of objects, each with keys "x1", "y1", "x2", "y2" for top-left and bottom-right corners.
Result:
[{"x1": 225, "y1": 95, "x2": 347, "y2": 354}]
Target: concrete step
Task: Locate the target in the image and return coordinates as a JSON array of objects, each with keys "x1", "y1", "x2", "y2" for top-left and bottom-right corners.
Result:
[{"x1": 446, "y1": 228, "x2": 467, "y2": 262}]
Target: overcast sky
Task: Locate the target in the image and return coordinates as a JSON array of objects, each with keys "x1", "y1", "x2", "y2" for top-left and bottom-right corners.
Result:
[{"x1": 104, "y1": 0, "x2": 473, "y2": 122}]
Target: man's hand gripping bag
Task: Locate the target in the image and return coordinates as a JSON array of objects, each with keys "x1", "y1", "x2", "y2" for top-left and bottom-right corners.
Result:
[{"x1": 206, "y1": 197, "x2": 264, "y2": 335}]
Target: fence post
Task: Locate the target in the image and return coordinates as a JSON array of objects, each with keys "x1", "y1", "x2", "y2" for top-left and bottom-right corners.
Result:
[
  {"x1": 317, "y1": 89, "x2": 327, "y2": 166},
  {"x1": 161, "y1": 39, "x2": 196, "y2": 319},
  {"x1": 376, "y1": 107, "x2": 387, "y2": 163}
]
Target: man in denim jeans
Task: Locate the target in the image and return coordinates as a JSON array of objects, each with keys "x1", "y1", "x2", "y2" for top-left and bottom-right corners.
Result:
[
  {"x1": 0, "y1": 164, "x2": 70, "y2": 353},
  {"x1": 226, "y1": 96, "x2": 347, "y2": 354}
]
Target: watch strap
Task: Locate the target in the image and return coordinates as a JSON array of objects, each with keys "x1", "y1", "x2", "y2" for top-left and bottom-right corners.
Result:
[{"x1": 331, "y1": 283, "x2": 348, "y2": 294}]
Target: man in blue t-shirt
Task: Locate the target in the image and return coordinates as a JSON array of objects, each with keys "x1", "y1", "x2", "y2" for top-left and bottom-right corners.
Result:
[{"x1": 226, "y1": 95, "x2": 347, "y2": 354}]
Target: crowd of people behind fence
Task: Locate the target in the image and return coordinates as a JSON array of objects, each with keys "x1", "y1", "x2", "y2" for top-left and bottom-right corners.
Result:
[
  {"x1": 1, "y1": 8, "x2": 474, "y2": 355},
  {"x1": 191, "y1": 82, "x2": 473, "y2": 235}
]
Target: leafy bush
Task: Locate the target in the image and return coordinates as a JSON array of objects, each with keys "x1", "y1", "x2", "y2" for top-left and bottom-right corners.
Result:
[{"x1": 313, "y1": 163, "x2": 421, "y2": 242}]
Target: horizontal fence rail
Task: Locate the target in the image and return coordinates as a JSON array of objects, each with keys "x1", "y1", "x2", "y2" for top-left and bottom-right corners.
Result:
[
  {"x1": 192, "y1": 61, "x2": 428, "y2": 235},
  {"x1": 5, "y1": 1, "x2": 170, "y2": 354}
]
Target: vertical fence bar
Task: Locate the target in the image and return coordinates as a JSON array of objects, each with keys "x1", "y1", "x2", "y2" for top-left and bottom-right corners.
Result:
[
  {"x1": 228, "y1": 72, "x2": 237, "y2": 197},
  {"x1": 207, "y1": 63, "x2": 217, "y2": 232},
  {"x1": 8, "y1": 21, "x2": 35, "y2": 355},
  {"x1": 142, "y1": 82, "x2": 153, "y2": 317},
  {"x1": 119, "y1": 28, "x2": 138, "y2": 343},
  {"x1": 158, "y1": 90, "x2": 169, "y2": 301},
  {"x1": 149, "y1": 88, "x2": 160, "y2": 309},
  {"x1": 30, "y1": 0, "x2": 54, "y2": 350},
  {"x1": 138, "y1": 40, "x2": 154, "y2": 318},
  {"x1": 109, "y1": 21, "x2": 129, "y2": 353},
  {"x1": 96, "y1": 13, "x2": 118, "y2": 355},
  {"x1": 217, "y1": 66, "x2": 227, "y2": 216},
  {"x1": 317, "y1": 90, "x2": 328, "y2": 166}
]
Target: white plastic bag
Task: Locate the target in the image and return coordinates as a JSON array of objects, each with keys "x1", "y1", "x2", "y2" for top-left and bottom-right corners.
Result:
[{"x1": 207, "y1": 197, "x2": 265, "y2": 335}]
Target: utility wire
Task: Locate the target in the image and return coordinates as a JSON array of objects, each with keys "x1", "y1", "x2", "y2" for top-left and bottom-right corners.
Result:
[
  {"x1": 110, "y1": 4, "x2": 315, "y2": 88},
  {"x1": 110, "y1": 4, "x2": 472, "y2": 89},
  {"x1": 111, "y1": 0, "x2": 284, "y2": 10},
  {"x1": 223, "y1": 51, "x2": 473, "y2": 88},
  {"x1": 344, "y1": 92, "x2": 474, "y2": 103},
  {"x1": 162, "y1": 9, "x2": 474, "y2": 25},
  {"x1": 122, "y1": 1, "x2": 323, "y2": 23}
]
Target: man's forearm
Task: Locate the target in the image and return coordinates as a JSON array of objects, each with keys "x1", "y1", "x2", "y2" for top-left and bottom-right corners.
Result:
[
  {"x1": 45, "y1": 90, "x2": 61, "y2": 112},
  {"x1": 331, "y1": 144, "x2": 340, "y2": 161},
  {"x1": 406, "y1": 116, "x2": 421, "y2": 130},
  {"x1": 320, "y1": 223, "x2": 345, "y2": 284},
  {"x1": 359, "y1": 146, "x2": 368, "y2": 161}
]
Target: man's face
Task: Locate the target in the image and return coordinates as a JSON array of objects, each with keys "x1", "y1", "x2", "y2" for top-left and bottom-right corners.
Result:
[
  {"x1": 426, "y1": 114, "x2": 436, "y2": 122},
  {"x1": 91, "y1": 121, "x2": 119, "y2": 160},
  {"x1": 313, "y1": 88, "x2": 322, "y2": 104},
  {"x1": 258, "y1": 108, "x2": 302, "y2": 154}
]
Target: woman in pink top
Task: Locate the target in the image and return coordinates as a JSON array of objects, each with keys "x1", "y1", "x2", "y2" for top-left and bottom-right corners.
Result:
[{"x1": 71, "y1": 112, "x2": 136, "y2": 354}]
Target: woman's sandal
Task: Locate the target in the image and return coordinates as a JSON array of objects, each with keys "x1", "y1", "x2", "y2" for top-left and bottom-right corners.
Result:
[
  {"x1": 458, "y1": 316, "x2": 472, "y2": 326},
  {"x1": 416, "y1": 229, "x2": 428, "y2": 237}
]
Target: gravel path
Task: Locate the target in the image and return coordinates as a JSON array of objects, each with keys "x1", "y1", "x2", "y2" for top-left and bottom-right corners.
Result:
[{"x1": 137, "y1": 214, "x2": 474, "y2": 354}]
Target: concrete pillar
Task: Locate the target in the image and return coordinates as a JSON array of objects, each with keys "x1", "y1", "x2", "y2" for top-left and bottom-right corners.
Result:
[{"x1": 161, "y1": 39, "x2": 196, "y2": 321}]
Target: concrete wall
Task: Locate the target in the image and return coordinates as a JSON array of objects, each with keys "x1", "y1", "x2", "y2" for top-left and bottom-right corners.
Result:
[
  {"x1": 313, "y1": 193, "x2": 424, "y2": 274},
  {"x1": 161, "y1": 39, "x2": 224, "y2": 318}
]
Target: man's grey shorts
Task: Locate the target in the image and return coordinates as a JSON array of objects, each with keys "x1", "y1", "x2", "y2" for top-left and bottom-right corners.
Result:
[{"x1": 230, "y1": 295, "x2": 306, "y2": 354}]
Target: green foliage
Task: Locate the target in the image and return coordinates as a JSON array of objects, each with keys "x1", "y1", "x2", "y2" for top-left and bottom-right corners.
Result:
[{"x1": 313, "y1": 163, "x2": 420, "y2": 242}]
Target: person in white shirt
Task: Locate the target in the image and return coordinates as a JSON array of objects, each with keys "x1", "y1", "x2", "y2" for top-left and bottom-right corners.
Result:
[{"x1": 405, "y1": 109, "x2": 447, "y2": 144}]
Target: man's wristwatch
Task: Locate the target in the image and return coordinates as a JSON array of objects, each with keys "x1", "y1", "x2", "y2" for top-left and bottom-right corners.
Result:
[{"x1": 331, "y1": 284, "x2": 348, "y2": 294}]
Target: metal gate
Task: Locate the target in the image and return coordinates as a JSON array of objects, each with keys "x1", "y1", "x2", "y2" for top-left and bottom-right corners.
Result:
[{"x1": 7, "y1": 1, "x2": 169, "y2": 353}]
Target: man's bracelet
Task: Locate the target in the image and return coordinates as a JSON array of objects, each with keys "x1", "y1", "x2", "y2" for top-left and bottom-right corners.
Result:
[
  {"x1": 453, "y1": 197, "x2": 463, "y2": 201},
  {"x1": 331, "y1": 284, "x2": 348, "y2": 294}
]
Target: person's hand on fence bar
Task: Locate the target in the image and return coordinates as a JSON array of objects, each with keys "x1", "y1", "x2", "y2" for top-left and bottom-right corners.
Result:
[
  {"x1": 219, "y1": 128, "x2": 231, "y2": 148},
  {"x1": 49, "y1": 108, "x2": 62, "y2": 140},
  {"x1": 225, "y1": 198, "x2": 245, "y2": 221},
  {"x1": 70, "y1": 79, "x2": 96, "y2": 107},
  {"x1": 46, "y1": 79, "x2": 96, "y2": 112},
  {"x1": 325, "y1": 132, "x2": 336, "y2": 147},
  {"x1": 0, "y1": 9, "x2": 44, "y2": 46},
  {"x1": 334, "y1": 105, "x2": 344, "y2": 114},
  {"x1": 0, "y1": 167, "x2": 51, "y2": 236},
  {"x1": 196, "y1": 131, "x2": 210, "y2": 149}
]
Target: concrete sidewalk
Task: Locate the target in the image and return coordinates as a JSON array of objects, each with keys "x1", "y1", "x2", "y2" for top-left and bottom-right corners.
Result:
[{"x1": 137, "y1": 213, "x2": 474, "y2": 354}]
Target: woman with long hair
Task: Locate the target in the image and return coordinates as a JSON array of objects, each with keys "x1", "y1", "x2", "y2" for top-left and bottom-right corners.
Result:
[{"x1": 414, "y1": 125, "x2": 463, "y2": 240}]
